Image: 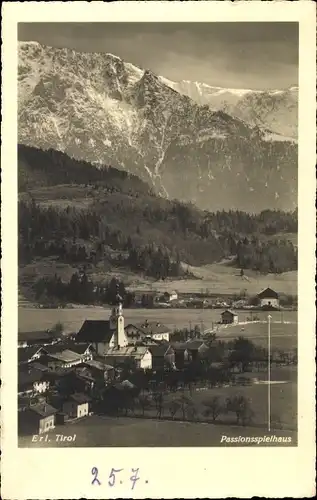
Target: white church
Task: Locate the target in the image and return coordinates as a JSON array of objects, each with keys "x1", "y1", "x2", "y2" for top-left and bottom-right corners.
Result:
[{"x1": 76, "y1": 290, "x2": 152, "y2": 370}]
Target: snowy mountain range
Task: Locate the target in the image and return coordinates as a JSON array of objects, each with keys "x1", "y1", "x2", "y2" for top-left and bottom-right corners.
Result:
[
  {"x1": 159, "y1": 77, "x2": 298, "y2": 139},
  {"x1": 18, "y1": 41, "x2": 297, "y2": 212}
]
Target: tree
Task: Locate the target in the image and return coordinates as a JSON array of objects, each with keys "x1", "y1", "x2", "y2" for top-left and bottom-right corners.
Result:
[
  {"x1": 153, "y1": 391, "x2": 164, "y2": 419},
  {"x1": 229, "y1": 336, "x2": 255, "y2": 372},
  {"x1": 202, "y1": 396, "x2": 223, "y2": 422},
  {"x1": 50, "y1": 321, "x2": 64, "y2": 338},
  {"x1": 226, "y1": 395, "x2": 254, "y2": 426},
  {"x1": 178, "y1": 395, "x2": 194, "y2": 421},
  {"x1": 137, "y1": 395, "x2": 151, "y2": 417},
  {"x1": 186, "y1": 403, "x2": 198, "y2": 422},
  {"x1": 167, "y1": 400, "x2": 181, "y2": 420}
]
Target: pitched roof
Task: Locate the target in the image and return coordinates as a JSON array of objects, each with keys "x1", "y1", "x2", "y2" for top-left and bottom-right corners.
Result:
[
  {"x1": 18, "y1": 347, "x2": 44, "y2": 364},
  {"x1": 29, "y1": 402, "x2": 58, "y2": 418},
  {"x1": 185, "y1": 340, "x2": 208, "y2": 351},
  {"x1": 69, "y1": 393, "x2": 91, "y2": 404},
  {"x1": 106, "y1": 345, "x2": 149, "y2": 359},
  {"x1": 29, "y1": 362, "x2": 50, "y2": 372},
  {"x1": 221, "y1": 309, "x2": 237, "y2": 316},
  {"x1": 125, "y1": 321, "x2": 171, "y2": 336},
  {"x1": 63, "y1": 342, "x2": 92, "y2": 355},
  {"x1": 47, "y1": 350, "x2": 83, "y2": 363},
  {"x1": 18, "y1": 367, "x2": 45, "y2": 390},
  {"x1": 76, "y1": 320, "x2": 113, "y2": 343},
  {"x1": 171, "y1": 342, "x2": 189, "y2": 352},
  {"x1": 258, "y1": 287, "x2": 279, "y2": 299},
  {"x1": 84, "y1": 359, "x2": 114, "y2": 371},
  {"x1": 43, "y1": 341, "x2": 69, "y2": 355},
  {"x1": 149, "y1": 344, "x2": 173, "y2": 357}
]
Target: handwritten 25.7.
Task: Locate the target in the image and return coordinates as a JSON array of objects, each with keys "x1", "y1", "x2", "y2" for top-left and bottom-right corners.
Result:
[{"x1": 91, "y1": 467, "x2": 148, "y2": 489}]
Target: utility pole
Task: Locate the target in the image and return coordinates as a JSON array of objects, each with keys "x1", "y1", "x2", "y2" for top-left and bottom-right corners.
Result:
[{"x1": 268, "y1": 314, "x2": 272, "y2": 432}]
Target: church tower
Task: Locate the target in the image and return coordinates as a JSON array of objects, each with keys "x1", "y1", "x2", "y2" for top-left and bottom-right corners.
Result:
[{"x1": 109, "y1": 282, "x2": 128, "y2": 348}]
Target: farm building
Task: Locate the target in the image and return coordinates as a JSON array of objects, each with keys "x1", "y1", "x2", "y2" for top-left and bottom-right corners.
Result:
[
  {"x1": 62, "y1": 393, "x2": 91, "y2": 419},
  {"x1": 45, "y1": 349, "x2": 91, "y2": 370},
  {"x1": 149, "y1": 344, "x2": 176, "y2": 371},
  {"x1": 171, "y1": 343, "x2": 191, "y2": 369},
  {"x1": 257, "y1": 287, "x2": 280, "y2": 309},
  {"x1": 18, "y1": 346, "x2": 45, "y2": 366},
  {"x1": 18, "y1": 367, "x2": 50, "y2": 397},
  {"x1": 221, "y1": 310, "x2": 239, "y2": 325},
  {"x1": 163, "y1": 291, "x2": 178, "y2": 302},
  {"x1": 19, "y1": 402, "x2": 57, "y2": 435},
  {"x1": 185, "y1": 340, "x2": 210, "y2": 360},
  {"x1": 18, "y1": 330, "x2": 60, "y2": 348},
  {"x1": 125, "y1": 320, "x2": 171, "y2": 342},
  {"x1": 104, "y1": 345, "x2": 152, "y2": 370},
  {"x1": 82, "y1": 359, "x2": 116, "y2": 384}
]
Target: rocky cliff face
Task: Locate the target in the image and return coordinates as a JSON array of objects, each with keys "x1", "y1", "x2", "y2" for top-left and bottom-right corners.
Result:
[{"x1": 18, "y1": 41, "x2": 297, "y2": 212}]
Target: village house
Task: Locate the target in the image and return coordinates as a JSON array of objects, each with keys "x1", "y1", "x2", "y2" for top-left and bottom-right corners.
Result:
[
  {"x1": 18, "y1": 367, "x2": 50, "y2": 397},
  {"x1": 221, "y1": 310, "x2": 239, "y2": 325},
  {"x1": 53, "y1": 369, "x2": 96, "y2": 395},
  {"x1": 105, "y1": 345, "x2": 152, "y2": 370},
  {"x1": 185, "y1": 340, "x2": 210, "y2": 360},
  {"x1": 18, "y1": 402, "x2": 57, "y2": 435},
  {"x1": 18, "y1": 346, "x2": 45, "y2": 366},
  {"x1": 29, "y1": 361, "x2": 50, "y2": 373},
  {"x1": 163, "y1": 290, "x2": 178, "y2": 302},
  {"x1": 18, "y1": 330, "x2": 59, "y2": 348},
  {"x1": 125, "y1": 320, "x2": 171, "y2": 342},
  {"x1": 62, "y1": 393, "x2": 91, "y2": 419},
  {"x1": 257, "y1": 287, "x2": 280, "y2": 309},
  {"x1": 171, "y1": 343, "x2": 191, "y2": 369},
  {"x1": 45, "y1": 349, "x2": 92, "y2": 371},
  {"x1": 149, "y1": 344, "x2": 176, "y2": 371},
  {"x1": 82, "y1": 359, "x2": 116, "y2": 384}
]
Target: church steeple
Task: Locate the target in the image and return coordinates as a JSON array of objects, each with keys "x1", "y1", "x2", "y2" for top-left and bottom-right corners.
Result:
[{"x1": 109, "y1": 278, "x2": 128, "y2": 348}]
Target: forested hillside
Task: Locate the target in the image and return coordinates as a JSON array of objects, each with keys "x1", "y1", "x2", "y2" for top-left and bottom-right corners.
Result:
[{"x1": 19, "y1": 145, "x2": 298, "y2": 295}]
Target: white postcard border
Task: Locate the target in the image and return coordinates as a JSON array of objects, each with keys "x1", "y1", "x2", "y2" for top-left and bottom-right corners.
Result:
[{"x1": 1, "y1": 2, "x2": 316, "y2": 498}]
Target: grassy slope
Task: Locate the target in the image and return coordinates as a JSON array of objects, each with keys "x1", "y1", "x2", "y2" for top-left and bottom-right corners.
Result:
[
  {"x1": 18, "y1": 145, "x2": 297, "y2": 302},
  {"x1": 128, "y1": 260, "x2": 297, "y2": 296}
]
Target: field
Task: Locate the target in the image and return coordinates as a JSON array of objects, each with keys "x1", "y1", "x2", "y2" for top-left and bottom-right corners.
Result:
[
  {"x1": 215, "y1": 320, "x2": 297, "y2": 350},
  {"x1": 19, "y1": 414, "x2": 296, "y2": 448},
  {"x1": 164, "y1": 367, "x2": 297, "y2": 430},
  {"x1": 128, "y1": 261, "x2": 297, "y2": 296},
  {"x1": 19, "y1": 306, "x2": 297, "y2": 345}
]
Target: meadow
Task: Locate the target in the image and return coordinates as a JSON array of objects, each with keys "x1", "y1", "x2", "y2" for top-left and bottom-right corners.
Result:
[
  {"x1": 164, "y1": 368, "x2": 297, "y2": 430},
  {"x1": 128, "y1": 261, "x2": 297, "y2": 296},
  {"x1": 19, "y1": 305, "x2": 296, "y2": 341},
  {"x1": 19, "y1": 414, "x2": 296, "y2": 448}
]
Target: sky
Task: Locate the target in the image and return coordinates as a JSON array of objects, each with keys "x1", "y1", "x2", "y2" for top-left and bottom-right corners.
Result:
[{"x1": 18, "y1": 22, "x2": 298, "y2": 90}]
